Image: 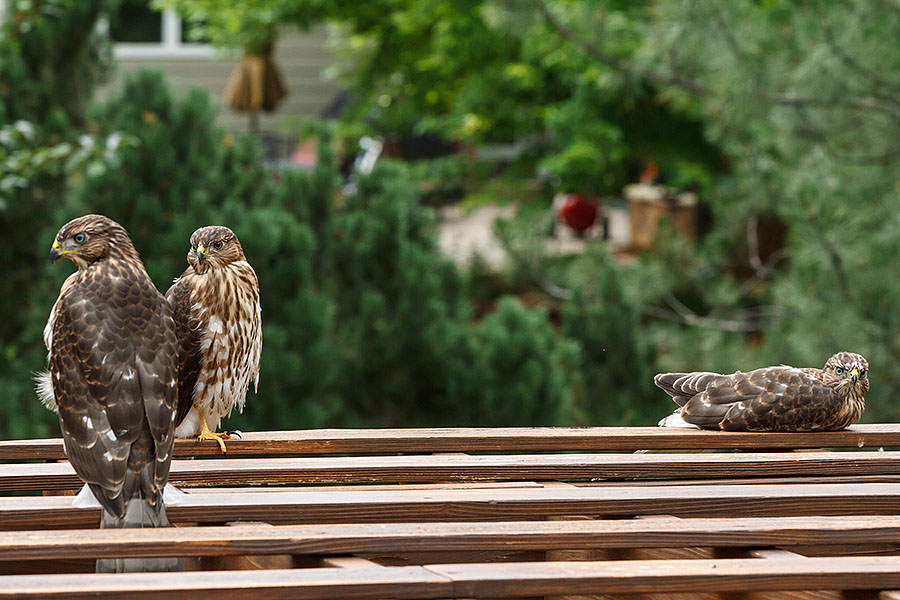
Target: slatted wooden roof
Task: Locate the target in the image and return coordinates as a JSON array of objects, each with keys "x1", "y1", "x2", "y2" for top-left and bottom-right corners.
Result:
[{"x1": 3, "y1": 425, "x2": 900, "y2": 598}]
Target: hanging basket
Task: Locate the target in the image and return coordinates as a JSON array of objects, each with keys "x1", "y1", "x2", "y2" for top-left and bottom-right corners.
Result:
[{"x1": 224, "y1": 45, "x2": 287, "y2": 113}]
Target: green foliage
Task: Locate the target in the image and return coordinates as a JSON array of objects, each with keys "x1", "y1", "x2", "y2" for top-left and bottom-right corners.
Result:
[
  {"x1": 69, "y1": 70, "x2": 271, "y2": 286},
  {"x1": 63, "y1": 70, "x2": 341, "y2": 430},
  {"x1": 627, "y1": 1, "x2": 900, "y2": 422},
  {"x1": 13, "y1": 0, "x2": 900, "y2": 439},
  {"x1": 0, "y1": 0, "x2": 116, "y2": 128},
  {"x1": 561, "y1": 249, "x2": 659, "y2": 425},
  {"x1": 164, "y1": 0, "x2": 720, "y2": 196},
  {"x1": 0, "y1": 0, "x2": 118, "y2": 439},
  {"x1": 7, "y1": 70, "x2": 580, "y2": 437},
  {"x1": 155, "y1": 0, "x2": 331, "y2": 52},
  {"x1": 460, "y1": 298, "x2": 579, "y2": 426}
]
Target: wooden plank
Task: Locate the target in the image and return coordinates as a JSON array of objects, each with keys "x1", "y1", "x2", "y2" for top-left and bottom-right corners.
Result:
[
  {"x1": 4, "y1": 557, "x2": 900, "y2": 598},
  {"x1": 581, "y1": 475, "x2": 900, "y2": 487},
  {"x1": 430, "y1": 557, "x2": 900, "y2": 595},
  {"x1": 4, "y1": 482, "x2": 900, "y2": 529},
  {"x1": 0, "y1": 565, "x2": 452, "y2": 599},
  {"x1": 8, "y1": 451, "x2": 900, "y2": 492},
  {"x1": 2, "y1": 517, "x2": 898, "y2": 561},
  {"x1": 184, "y1": 482, "x2": 544, "y2": 493},
  {"x1": 2, "y1": 425, "x2": 899, "y2": 461}
]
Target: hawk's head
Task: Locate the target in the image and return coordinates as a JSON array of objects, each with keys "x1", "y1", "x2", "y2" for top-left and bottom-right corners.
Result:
[
  {"x1": 50, "y1": 214, "x2": 137, "y2": 269},
  {"x1": 822, "y1": 351, "x2": 869, "y2": 398},
  {"x1": 187, "y1": 226, "x2": 246, "y2": 274}
]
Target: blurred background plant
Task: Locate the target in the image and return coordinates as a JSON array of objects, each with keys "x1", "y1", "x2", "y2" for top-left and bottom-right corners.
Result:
[{"x1": 3, "y1": 0, "x2": 900, "y2": 439}]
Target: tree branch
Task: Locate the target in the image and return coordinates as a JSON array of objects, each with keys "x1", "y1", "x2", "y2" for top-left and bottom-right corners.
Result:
[
  {"x1": 734, "y1": 217, "x2": 786, "y2": 299},
  {"x1": 643, "y1": 294, "x2": 783, "y2": 333},
  {"x1": 535, "y1": 0, "x2": 900, "y2": 116},
  {"x1": 712, "y1": 6, "x2": 746, "y2": 60},
  {"x1": 534, "y1": 0, "x2": 709, "y2": 96},
  {"x1": 805, "y1": 210, "x2": 852, "y2": 301},
  {"x1": 820, "y1": 9, "x2": 900, "y2": 104}
]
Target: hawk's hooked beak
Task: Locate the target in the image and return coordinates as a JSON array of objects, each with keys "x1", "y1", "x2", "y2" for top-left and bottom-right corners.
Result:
[
  {"x1": 849, "y1": 367, "x2": 859, "y2": 385},
  {"x1": 49, "y1": 240, "x2": 63, "y2": 264},
  {"x1": 196, "y1": 244, "x2": 207, "y2": 265}
]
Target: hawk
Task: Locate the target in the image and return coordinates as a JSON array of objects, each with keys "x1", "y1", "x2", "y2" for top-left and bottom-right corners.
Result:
[
  {"x1": 42, "y1": 214, "x2": 180, "y2": 572},
  {"x1": 166, "y1": 226, "x2": 262, "y2": 453},
  {"x1": 654, "y1": 352, "x2": 869, "y2": 431}
]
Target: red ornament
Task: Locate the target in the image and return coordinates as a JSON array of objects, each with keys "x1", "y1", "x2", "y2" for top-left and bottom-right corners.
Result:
[{"x1": 557, "y1": 193, "x2": 598, "y2": 233}]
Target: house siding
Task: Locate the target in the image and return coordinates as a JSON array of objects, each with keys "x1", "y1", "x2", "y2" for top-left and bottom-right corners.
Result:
[{"x1": 99, "y1": 28, "x2": 341, "y2": 134}]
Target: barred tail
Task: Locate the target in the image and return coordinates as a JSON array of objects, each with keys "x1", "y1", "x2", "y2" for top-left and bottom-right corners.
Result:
[{"x1": 96, "y1": 497, "x2": 183, "y2": 573}]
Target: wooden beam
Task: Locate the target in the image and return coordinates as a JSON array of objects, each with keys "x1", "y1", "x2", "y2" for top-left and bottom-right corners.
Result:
[
  {"x1": 0, "y1": 565, "x2": 452, "y2": 599},
  {"x1": 431, "y1": 557, "x2": 900, "y2": 596},
  {"x1": 3, "y1": 557, "x2": 900, "y2": 598},
  {"x1": 3, "y1": 482, "x2": 900, "y2": 529},
  {"x1": 1, "y1": 517, "x2": 898, "y2": 561},
  {"x1": 2, "y1": 424, "x2": 898, "y2": 461},
  {"x1": 8, "y1": 451, "x2": 900, "y2": 492}
]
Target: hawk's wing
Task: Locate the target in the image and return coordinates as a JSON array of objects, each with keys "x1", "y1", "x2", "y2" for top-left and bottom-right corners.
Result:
[
  {"x1": 166, "y1": 270, "x2": 203, "y2": 429},
  {"x1": 679, "y1": 367, "x2": 841, "y2": 431},
  {"x1": 51, "y1": 269, "x2": 176, "y2": 518}
]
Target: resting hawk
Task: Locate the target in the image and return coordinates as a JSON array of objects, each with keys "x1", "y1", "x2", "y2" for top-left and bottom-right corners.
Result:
[
  {"x1": 655, "y1": 352, "x2": 869, "y2": 431},
  {"x1": 42, "y1": 214, "x2": 180, "y2": 572},
  {"x1": 166, "y1": 226, "x2": 262, "y2": 453}
]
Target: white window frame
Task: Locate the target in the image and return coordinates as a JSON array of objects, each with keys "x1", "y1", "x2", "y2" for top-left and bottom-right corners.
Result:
[{"x1": 112, "y1": 8, "x2": 214, "y2": 60}]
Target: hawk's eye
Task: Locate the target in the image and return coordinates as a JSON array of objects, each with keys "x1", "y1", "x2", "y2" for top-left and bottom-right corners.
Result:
[
  {"x1": 835, "y1": 366, "x2": 844, "y2": 375},
  {"x1": 73, "y1": 233, "x2": 86, "y2": 244},
  {"x1": 213, "y1": 240, "x2": 224, "y2": 250}
]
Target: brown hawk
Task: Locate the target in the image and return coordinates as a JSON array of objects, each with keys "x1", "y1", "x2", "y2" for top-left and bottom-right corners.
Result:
[
  {"x1": 42, "y1": 214, "x2": 180, "y2": 572},
  {"x1": 166, "y1": 226, "x2": 262, "y2": 453},
  {"x1": 654, "y1": 352, "x2": 869, "y2": 431}
]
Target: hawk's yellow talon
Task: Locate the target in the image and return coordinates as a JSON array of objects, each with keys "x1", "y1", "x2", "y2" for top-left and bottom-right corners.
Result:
[
  {"x1": 196, "y1": 411, "x2": 230, "y2": 453},
  {"x1": 197, "y1": 430, "x2": 229, "y2": 453}
]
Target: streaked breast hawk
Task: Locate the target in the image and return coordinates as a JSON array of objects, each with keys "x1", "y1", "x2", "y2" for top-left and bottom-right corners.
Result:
[
  {"x1": 42, "y1": 214, "x2": 180, "y2": 572},
  {"x1": 166, "y1": 226, "x2": 262, "y2": 453},
  {"x1": 654, "y1": 352, "x2": 868, "y2": 431}
]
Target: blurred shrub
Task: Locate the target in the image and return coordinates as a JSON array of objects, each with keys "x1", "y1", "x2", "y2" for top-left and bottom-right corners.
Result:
[
  {"x1": 2, "y1": 70, "x2": 586, "y2": 437},
  {"x1": 460, "y1": 298, "x2": 580, "y2": 426},
  {"x1": 0, "y1": 0, "x2": 118, "y2": 438},
  {"x1": 561, "y1": 251, "x2": 659, "y2": 425}
]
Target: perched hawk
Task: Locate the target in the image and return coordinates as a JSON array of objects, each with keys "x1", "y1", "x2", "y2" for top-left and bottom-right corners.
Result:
[
  {"x1": 166, "y1": 226, "x2": 262, "y2": 453},
  {"x1": 654, "y1": 352, "x2": 869, "y2": 431},
  {"x1": 42, "y1": 214, "x2": 180, "y2": 573}
]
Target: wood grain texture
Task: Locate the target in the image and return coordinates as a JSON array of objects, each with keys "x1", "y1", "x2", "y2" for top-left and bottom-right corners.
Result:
[
  {"x1": 7, "y1": 452, "x2": 900, "y2": 492},
  {"x1": 2, "y1": 424, "x2": 899, "y2": 460},
  {"x1": 0, "y1": 517, "x2": 898, "y2": 561},
  {"x1": 4, "y1": 482, "x2": 900, "y2": 529},
  {"x1": 0, "y1": 565, "x2": 452, "y2": 599},
  {"x1": 3, "y1": 558, "x2": 900, "y2": 598},
  {"x1": 431, "y1": 557, "x2": 900, "y2": 596}
]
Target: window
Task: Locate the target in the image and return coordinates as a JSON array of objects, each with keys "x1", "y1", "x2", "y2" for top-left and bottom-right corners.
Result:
[{"x1": 109, "y1": 0, "x2": 213, "y2": 60}]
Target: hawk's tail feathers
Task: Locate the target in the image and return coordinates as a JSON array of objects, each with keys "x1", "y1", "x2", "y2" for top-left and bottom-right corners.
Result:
[
  {"x1": 654, "y1": 371, "x2": 722, "y2": 406},
  {"x1": 96, "y1": 495, "x2": 183, "y2": 573},
  {"x1": 73, "y1": 483, "x2": 186, "y2": 507}
]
